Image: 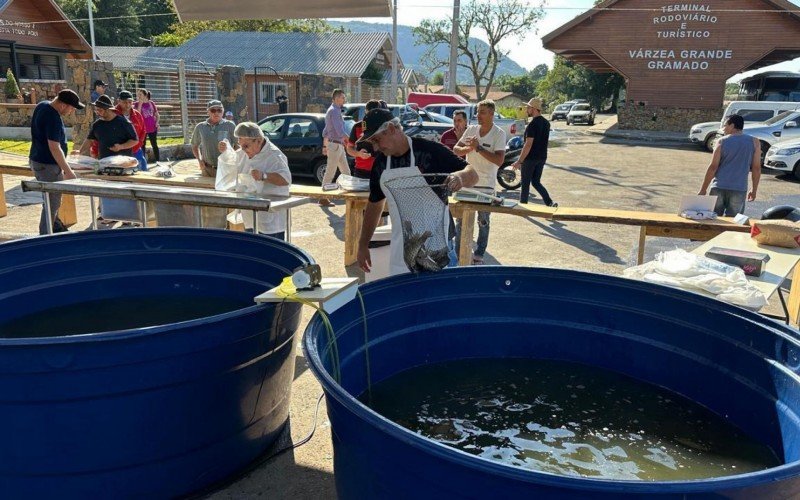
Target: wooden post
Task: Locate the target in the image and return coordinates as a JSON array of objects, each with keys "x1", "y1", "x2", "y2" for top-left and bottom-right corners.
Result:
[
  {"x1": 789, "y1": 262, "x2": 800, "y2": 328},
  {"x1": 637, "y1": 225, "x2": 647, "y2": 264},
  {"x1": 458, "y1": 207, "x2": 475, "y2": 266},
  {"x1": 344, "y1": 198, "x2": 367, "y2": 266},
  {"x1": 59, "y1": 195, "x2": 78, "y2": 226},
  {"x1": 178, "y1": 59, "x2": 190, "y2": 144},
  {"x1": 0, "y1": 173, "x2": 6, "y2": 218}
]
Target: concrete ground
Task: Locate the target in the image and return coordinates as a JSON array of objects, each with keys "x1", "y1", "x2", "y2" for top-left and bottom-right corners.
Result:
[{"x1": 1, "y1": 114, "x2": 799, "y2": 498}]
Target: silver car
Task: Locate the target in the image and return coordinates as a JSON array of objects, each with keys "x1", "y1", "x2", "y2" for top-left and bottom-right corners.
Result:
[
  {"x1": 765, "y1": 139, "x2": 800, "y2": 180},
  {"x1": 566, "y1": 104, "x2": 596, "y2": 126},
  {"x1": 743, "y1": 110, "x2": 800, "y2": 159}
]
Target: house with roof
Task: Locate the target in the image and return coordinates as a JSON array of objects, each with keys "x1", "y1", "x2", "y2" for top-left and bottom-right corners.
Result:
[
  {"x1": 422, "y1": 84, "x2": 525, "y2": 108},
  {"x1": 98, "y1": 31, "x2": 409, "y2": 121}
]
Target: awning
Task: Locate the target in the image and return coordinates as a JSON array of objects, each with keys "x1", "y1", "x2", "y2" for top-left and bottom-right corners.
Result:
[{"x1": 171, "y1": 0, "x2": 393, "y2": 21}]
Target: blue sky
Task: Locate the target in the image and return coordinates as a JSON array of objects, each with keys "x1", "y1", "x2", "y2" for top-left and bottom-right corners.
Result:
[{"x1": 336, "y1": 0, "x2": 800, "y2": 82}]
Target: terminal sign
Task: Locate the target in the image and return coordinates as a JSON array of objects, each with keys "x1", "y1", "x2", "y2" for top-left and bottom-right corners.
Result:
[
  {"x1": 629, "y1": 3, "x2": 731, "y2": 71},
  {"x1": 0, "y1": 19, "x2": 39, "y2": 38}
]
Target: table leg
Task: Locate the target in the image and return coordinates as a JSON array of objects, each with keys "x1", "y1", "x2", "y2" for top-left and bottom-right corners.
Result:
[
  {"x1": 789, "y1": 262, "x2": 800, "y2": 328},
  {"x1": 637, "y1": 226, "x2": 647, "y2": 264},
  {"x1": 285, "y1": 209, "x2": 292, "y2": 243},
  {"x1": 0, "y1": 173, "x2": 6, "y2": 218},
  {"x1": 43, "y1": 192, "x2": 53, "y2": 235},
  {"x1": 344, "y1": 199, "x2": 364, "y2": 266},
  {"x1": 90, "y1": 196, "x2": 98, "y2": 230},
  {"x1": 59, "y1": 195, "x2": 78, "y2": 227},
  {"x1": 458, "y1": 208, "x2": 475, "y2": 266}
]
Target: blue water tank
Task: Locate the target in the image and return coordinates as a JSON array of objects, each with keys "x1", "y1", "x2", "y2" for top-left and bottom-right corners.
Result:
[
  {"x1": 0, "y1": 228, "x2": 312, "y2": 498},
  {"x1": 304, "y1": 267, "x2": 800, "y2": 499}
]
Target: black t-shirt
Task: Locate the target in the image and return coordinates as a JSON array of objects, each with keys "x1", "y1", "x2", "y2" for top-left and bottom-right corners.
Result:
[
  {"x1": 29, "y1": 101, "x2": 66, "y2": 164},
  {"x1": 525, "y1": 115, "x2": 550, "y2": 161},
  {"x1": 87, "y1": 115, "x2": 138, "y2": 159},
  {"x1": 276, "y1": 94, "x2": 288, "y2": 114},
  {"x1": 368, "y1": 137, "x2": 468, "y2": 203}
]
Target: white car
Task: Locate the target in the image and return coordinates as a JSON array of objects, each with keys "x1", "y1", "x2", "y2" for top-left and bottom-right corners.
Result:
[
  {"x1": 565, "y1": 104, "x2": 596, "y2": 125},
  {"x1": 765, "y1": 140, "x2": 800, "y2": 180},
  {"x1": 689, "y1": 122, "x2": 721, "y2": 152}
]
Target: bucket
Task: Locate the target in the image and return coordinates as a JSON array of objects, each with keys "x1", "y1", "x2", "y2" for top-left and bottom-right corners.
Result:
[
  {"x1": 0, "y1": 228, "x2": 312, "y2": 498},
  {"x1": 304, "y1": 267, "x2": 800, "y2": 499}
]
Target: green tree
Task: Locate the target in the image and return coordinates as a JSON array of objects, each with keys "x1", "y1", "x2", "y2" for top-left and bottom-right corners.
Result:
[
  {"x1": 537, "y1": 56, "x2": 625, "y2": 112},
  {"x1": 413, "y1": 0, "x2": 545, "y2": 101},
  {"x1": 431, "y1": 72, "x2": 445, "y2": 86},
  {"x1": 137, "y1": 0, "x2": 178, "y2": 41},
  {"x1": 5, "y1": 69, "x2": 21, "y2": 98},
  {"x1": 154, "y1": 19, "x2": 332, "y2": 46},
  {"x1": 496, "y1": 64, "x2": 549, "y2": 97},
  {"x1": 57, "y1": 0, "x2": 142, "y2": 46}
]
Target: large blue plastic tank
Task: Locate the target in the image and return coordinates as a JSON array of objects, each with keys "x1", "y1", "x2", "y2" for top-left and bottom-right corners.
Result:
[
  {"x1": 0, "y1": 228, "x2": 312, "y2": 498},
  {"x1": 304, "y1": 267, "x2": 800, "y2": 499}
]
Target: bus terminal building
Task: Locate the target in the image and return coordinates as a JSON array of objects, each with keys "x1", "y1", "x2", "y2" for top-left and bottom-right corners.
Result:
[{"x1": 542, "y1": 0, "x2": 800, "y2": 131}]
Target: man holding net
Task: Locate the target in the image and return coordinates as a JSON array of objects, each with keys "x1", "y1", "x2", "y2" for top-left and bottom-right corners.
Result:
[{"x1": 356, "y1": 108, "x2": 479, "y2": 276}]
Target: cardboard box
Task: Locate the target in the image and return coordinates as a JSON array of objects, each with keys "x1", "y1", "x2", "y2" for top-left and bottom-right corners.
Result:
[{"x1": 705, "y1": 247, "x2": 770, "y2": 277}]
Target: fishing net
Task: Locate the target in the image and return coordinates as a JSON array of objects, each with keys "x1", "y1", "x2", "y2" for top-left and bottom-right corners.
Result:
[{"x1": 383, "y1": 173, "x2": 452, "y2": 273}]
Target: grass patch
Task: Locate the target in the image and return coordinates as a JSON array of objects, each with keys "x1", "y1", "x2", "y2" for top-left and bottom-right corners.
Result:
[{"x1": 0, "y1": 136, "x2": 187, "y2": 157}]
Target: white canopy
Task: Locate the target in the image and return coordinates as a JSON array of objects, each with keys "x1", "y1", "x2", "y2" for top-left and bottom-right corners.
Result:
[{"x1": 171, "y1": 0, "x2": 393, "y2": 21}]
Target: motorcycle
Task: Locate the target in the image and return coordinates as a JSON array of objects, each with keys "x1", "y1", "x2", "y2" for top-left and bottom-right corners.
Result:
[{"x1": 497, "y1": 136, "x2": 523, "y2": 190}]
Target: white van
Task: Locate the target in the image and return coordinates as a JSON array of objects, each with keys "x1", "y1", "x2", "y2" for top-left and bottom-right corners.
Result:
[{"x1": 688, "y1": 101, "x2": 800, "y2": 152}]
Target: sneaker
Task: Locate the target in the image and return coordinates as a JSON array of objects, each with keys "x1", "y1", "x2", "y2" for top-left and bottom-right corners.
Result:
[
  {"x1": 547, "y1": 202, "x2": 559, "y2": 208},
  {"x1": 318, "y1": 198, "x2": 335, "y2": 207},
  {"x1": 52, "y1": 218, "x2": 68, "y2": 233},
  {"x1": 472, "y1": 255, "x2": 485, "y2": 265}
]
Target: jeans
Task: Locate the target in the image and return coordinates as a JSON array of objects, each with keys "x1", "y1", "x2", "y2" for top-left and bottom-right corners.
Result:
[
  {"x1": 454, "y1": 210, "x2": 491, "y2": 258},
  {"x1": 134, "y1": 149, "x2": 147, "y2": 171},
  {"x1": 520, "y1": 158, "x2": 552, "y2": 205},
  {"x1": 30, "y1": 160, "x2": 63, "y2": 235},
  {"x1": 710, "y1": 187, "x2": 746, "y2": 217},
  {"x1": 323, "y1": 142, "x2": 351, "y2": 184},
  {"x1": 147, "y1": 131, "x2": 159, "y2": 162}
]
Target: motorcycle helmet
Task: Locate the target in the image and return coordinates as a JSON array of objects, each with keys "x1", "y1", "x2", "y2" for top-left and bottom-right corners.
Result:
[
  {"x1": 507, "y1": 136, "x2": 524, "y2": 150},
  {"x1": 761, "y1": 205, "x2": 800, "y2": 222}
]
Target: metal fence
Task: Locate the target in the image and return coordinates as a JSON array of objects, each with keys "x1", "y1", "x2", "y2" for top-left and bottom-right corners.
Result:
[{"x1": 112, "y1": 57, "x2": 219, "y2": 142}]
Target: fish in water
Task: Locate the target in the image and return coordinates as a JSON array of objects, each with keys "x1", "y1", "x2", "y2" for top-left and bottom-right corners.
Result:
[{"x1": 402, "y1": 220, "x2": 450, "y2": 273}]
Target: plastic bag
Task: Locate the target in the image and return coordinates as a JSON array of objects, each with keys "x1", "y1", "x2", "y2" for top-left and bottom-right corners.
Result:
[
  {"x1": 215, "y1": 139, "x2": 238, "y2": 191},
  {"x1": 67, "y1": 154, "x2": 99, "y2": 171},
  {"x1": 623, "y1": 249, "x2": 767, "y2": 309},
  {"x1": 99, "y1": 155, "x2": 138, "y2": 168},
  {"x1": 338, "y1": 174, "x2": 370, "y2": 192},
  {"x1": 228, "y1": 172, "x2": 261, "y2": 229}
]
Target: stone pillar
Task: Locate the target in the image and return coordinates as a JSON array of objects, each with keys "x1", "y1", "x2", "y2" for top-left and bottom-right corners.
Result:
[
  {"x1": 216, "y1": 65, "x2": 247, "y2": 122},
  {"x1": 65, "y1": 59, "x2": 116, "y2": 148}
]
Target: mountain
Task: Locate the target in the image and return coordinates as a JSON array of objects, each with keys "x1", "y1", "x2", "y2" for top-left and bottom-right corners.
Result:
[{"x1": 329, "y1": 21, "x2": 527, "y2": 84}]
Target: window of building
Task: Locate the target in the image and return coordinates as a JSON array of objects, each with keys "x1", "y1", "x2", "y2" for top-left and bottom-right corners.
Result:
[
  {"x1": 0, "y1": 49, "x2": 64, "y2": 80},
  {"x1": 137, "y1": 74, "x2": 171, "y2": 101},
  {"x1": 185, "y1": 81, "x2": 198, "y2": 102},
  {"x1": 259, "y1": 83, "x2": 288, "y2": 104}
]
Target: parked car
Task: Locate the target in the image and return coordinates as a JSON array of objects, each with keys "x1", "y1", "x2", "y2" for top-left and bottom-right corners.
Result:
[
  {"x1": 423, "y1": 103, "x2": 525, "y2": 138},
  {"x1": 257, "y1": 113, "x2": 354, "y2": 184},
  {"x1": 566, "y1": 104, "x2": 596, "y2": 125},
  {"x1": 743, "y1": 110, "x2": 800, "y2": 160},
  {"x1": 689, "y1": 101, "x2": 799, "y2": 152},
  {"x1": 417, "y1": 109, "x2": 453, "y2": 124},
  {"x1": 764, "y1": 139, "x2": 800, "y2": 180},
  {"x1": 550, "y1": 103, "x2": 574, "y2": 121},
  {"x1": 343, "y1": 103, "x2": 452, "y2": 142}
]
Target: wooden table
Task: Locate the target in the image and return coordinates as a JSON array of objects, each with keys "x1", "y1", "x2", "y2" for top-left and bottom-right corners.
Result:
[
  {"x1": 451, "y1": 203, "x2": 751, "y2": 266},
  {"x1": 0, "y1": 158, "x2": 755, "y2": 269},
  {"x1": 691, "y1": 231, "x2": 800, "y2": 327},
  {"x1": 0, "y1": 159, "x2": 78, "y2": 226}
]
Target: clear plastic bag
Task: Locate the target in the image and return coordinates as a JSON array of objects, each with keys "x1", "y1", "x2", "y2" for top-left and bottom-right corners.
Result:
[
  {"x1": 623, "y1": 249, "x2": 768, "y2": 309},
  {"x1": 215, "y1": 139, "x2": 238, "y2": 191},
  {"x1": 338, "y1": 174, "x2": 370, "y2": 192}
]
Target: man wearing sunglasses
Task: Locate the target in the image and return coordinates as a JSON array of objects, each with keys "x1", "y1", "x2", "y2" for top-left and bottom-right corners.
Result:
[{"x1": 191, "y1": 99, "x2": 237, "y2": 177}]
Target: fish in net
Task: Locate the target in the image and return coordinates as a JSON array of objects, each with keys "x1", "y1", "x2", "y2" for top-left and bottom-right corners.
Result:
[{"x1": 383, "y1": 173, "x2": 452, "y2": 273}]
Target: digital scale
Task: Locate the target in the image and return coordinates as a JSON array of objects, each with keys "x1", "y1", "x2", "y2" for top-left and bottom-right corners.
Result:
[{"x1": 453, "y1": 188, "x2": 518, "y2": 208}]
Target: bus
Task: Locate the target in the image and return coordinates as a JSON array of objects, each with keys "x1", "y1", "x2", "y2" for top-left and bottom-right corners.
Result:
[{"x1": 738, "y1": 71, "x2": 800, "y2": 102}]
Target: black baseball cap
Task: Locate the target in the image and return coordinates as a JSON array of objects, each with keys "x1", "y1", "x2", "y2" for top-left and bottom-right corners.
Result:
[
  {"x1": 92, "y1": 94, "x2": 114, "y2": 110},
  {"x1": 361, "y1": 108, "x2": 395, "y2": 139},
  {"x1": 56, "y1": 89, "x2": 85, "y2": 110},
  {"x1": 93, "y1": 79, "x2": 108, "y2": 88},
  {"x1": 118, "y1": 90, "x2": 133, "y2": 101}
]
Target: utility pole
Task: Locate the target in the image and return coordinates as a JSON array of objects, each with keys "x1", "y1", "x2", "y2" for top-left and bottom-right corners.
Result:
[
  {"x1": 447, "y1": 0, "x2": 460, "y2": 94},
  {"x1": 391, "y1": 0, "x2": 398, "y2": 104},
  {"x1": 87, "y1": 0, "x2": 96, "y2": 60}
]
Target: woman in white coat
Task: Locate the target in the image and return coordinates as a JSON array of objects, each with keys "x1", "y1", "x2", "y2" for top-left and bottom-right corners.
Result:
[{"x1": 219, "y1": 122, "x2": 291, "y2": 239}]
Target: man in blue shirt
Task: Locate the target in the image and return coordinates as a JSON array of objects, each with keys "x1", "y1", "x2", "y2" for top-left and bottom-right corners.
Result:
[
  {"x1": 320, "y1": 88, "x2": 351, "y2": 206},
  {"x1": 29, "y1": 89, "x2": 85, "y2": 234}
]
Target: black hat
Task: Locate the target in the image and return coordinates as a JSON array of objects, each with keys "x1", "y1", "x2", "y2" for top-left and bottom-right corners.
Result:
[
  {"x1": 361, "y1": 108, "x2": 395, "y2": 139},
  {"x1": 56, "y1": 89, "x2": 85, "y2": 110},
  {"x1": 93, "y1": 79, "x2": 108, "y2": 88},
  {"x1": 118, "y1": 90, "x2": 133, "y2": 101},
  {"x1": 92, "y1": 94, "x2": 114, "y2": 110}
]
